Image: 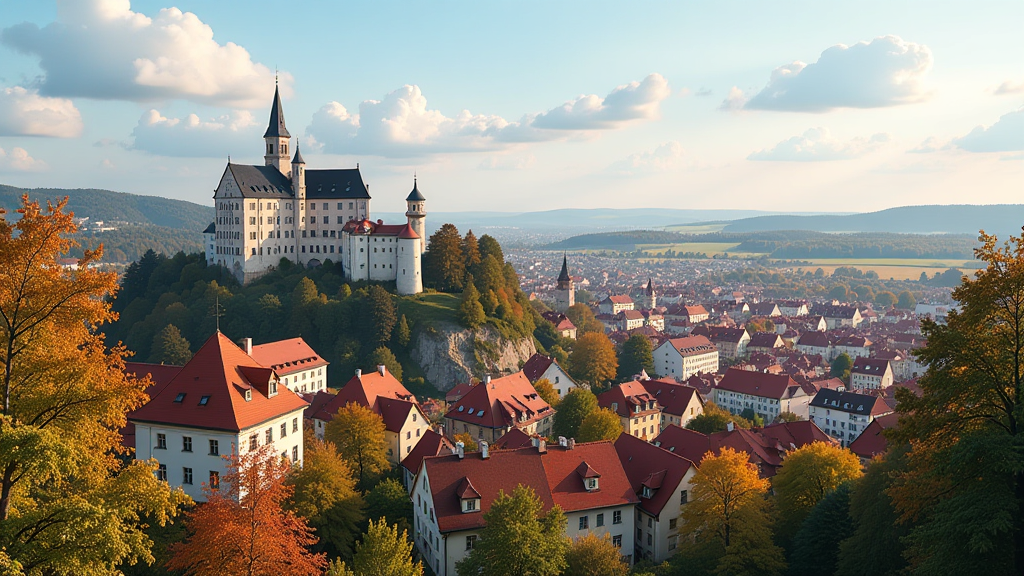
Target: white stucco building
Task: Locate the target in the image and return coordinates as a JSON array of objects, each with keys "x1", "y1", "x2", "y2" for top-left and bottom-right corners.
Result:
[{"x1": 654, "y1": 336, "x2": 719, "y2": 380}]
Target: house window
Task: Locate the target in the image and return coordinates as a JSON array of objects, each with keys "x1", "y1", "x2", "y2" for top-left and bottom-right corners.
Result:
[
  {"x1": 613, "y1": 510, "x2": 622, "y2": 524},
  {"x1": 612, "y1": 535, "x2": 622, "y2": 548},
  {"x1": 281, "y1": 423, "x2": 288, "y2": 438},
  {"x1": 183, "y1": 467, "x2": 193, "y2": 485},
  {"x1": 669, "y1": 518, "x2": 677, "y2": 530},
  {"x1": 266, "y1": 428, "x2": 273, "y2": 444},
  {"x1": 647, "y1": 533, "x2": 653, "y2": 546},
  {"x1": 292, "y1": 446, "x2": 299, "y2": 462},
  {"x1": 249, "y1": 435, "x2": 258, "y2": 451},
  {"x1": 156, "y1": 464, "x2": 167, "y2": 481},
  {"x1": 636, "y1": 527, "x2": 643, "y2": 540},
  {"x1": 596, "y1": 513, "x2": 605, "y2": 527},
  {"x1": 209, "y1": 439, "x2": 219, "y2": 455},
  {"x1": 466, "y1": 535, "x2": 477, "y2": 551},
  {"x1": 293, "y1": 418, "x2": 299, "y2": 433},
  {"x1": 156, "y1": 433, "x2": 167, "y2": 450},
  {"x1": 680, "y1": 490, "x2": 688, "y2": 504},
  {"x1": 579, "y1": 516, "x2": 589, "y2": 530},
  {"x1": 209, "y1": 471, "x2": 220, "y2": 490},
  {"x1": 182, "y1": 436, "x2": 192, "y2": 452}
]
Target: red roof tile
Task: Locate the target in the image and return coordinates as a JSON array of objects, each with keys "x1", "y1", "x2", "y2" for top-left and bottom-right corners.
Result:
[
  {"x1": 445, "y1": 372, "x2": 554, "y2": 430},
  {"x1": 598, "y1": 381, "x2": 659, "y2": 418},
  {"x1": 400, "y1": 429, "x2": 454, "y2": 475},
  {"x1": 716, "y1": 367, "x2": 800, "y2": 400},
  {"x1": 663, "y1": 335, "x2": 716, "y2": 357},
  {"x1": 848, "y1": 412, "x2": 899, "y2": 460},
  {"x1": 250, "y1": 337, "x2": 327, "y2": 375},
  {"x1": 521, "y1": 354, "x2": 555, "y2": 382},
  {"x1": 313, "y1": 368, "x2": 416, "y2": 421},
  {"x1": 614, "y1": 433, "x2": 695, "y2": 516},
  {"x1": 641, "y1": 379, "x2": 703, "y2": 418}
]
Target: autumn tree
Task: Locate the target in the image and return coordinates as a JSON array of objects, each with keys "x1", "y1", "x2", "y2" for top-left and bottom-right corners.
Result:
[
  {"x1": 462, "y1": 230, "x2": 482, "y2": 276},
  {"x1": 553, "y1": 387, "x2": 598, "y2": 439},
  {"x1": 772, "y1": 442, "x2": 861, "y2": 545},
  {"x1": 617, "y1": 333, "x2": 654, "y2": 380},
  {"x1": 458, "y1": 278, "x2": 486, "y2": 329},
  {"x1": 567, "y1": 332, "x2": 618, "y2": 388},
  {"x1": 151, "y1": 323, "x2": 192, "y2": 365},
  {"x1": 287, "y1": 439, "x2": 365, "y2": 561},
  {"x1": 533, "y1": 377, "x2": 560, "y2": 407},
  {"x1": 324, "y1": 403, "x2": 390, "y2": 489},
  {"x1": 453, "y1": 432, "x2": 479, "y2": 452},
  {"x1": 424, "y1": 223, "x2": 465, "y2": 292},
  {"x1": 685, "y1": 402, "x2": 751, "y2": 435},
  {"x1": 888, "y1": 230, "x2": 1024, "y2": 574},
  {"x1": 456, "y1": 485, "x2": 567, "y2": 576},
  {"x1": 874, "y1": 290, "x2": 897, "y2": 308},
  {"x1": 0, "y1": 196, "x2": 186, "y2": 574},
  {"x1": 830, "y1": 352, "x2": 853, "y2": 380},
  {"x1": 565, "y1": 303, "x2": 604, "y2": 335},
  {"x1": 168, "y1": 445, "x2": 326, "y2": 575},
  {"x1": 563, "y1": 534, "x2": 628, "y2": 576},
  {"x1": 366, "y1": 285, "x2": 397, "y2": 349},
  {"x1": 366, "y1": 347, "x2": 402, "y2": 382},
  {"x1": 678, "y1": 447, "x2": 786, "y2": 576},
  {"x1": 576, "y1": 408, "x2": 623, "y2": 443}
]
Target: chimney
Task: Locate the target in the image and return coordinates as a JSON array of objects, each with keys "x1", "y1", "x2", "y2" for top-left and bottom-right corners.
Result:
[
  {"x1": 537, "y1": 439, "x2": 547, "y2": 454},
  {"x1": 727, "y1": 421, "x2": 735, "y2": 432},
  {"x1": 567, "y1": 438, "x2": 575, "y2": 450},
  {"x1": 243, "y1": 337, "x2": 253, "y2": 355},
  {"x1": 531, "y1": 437, "x2": 540, "y2": 448},
  {"x1": 484, "y1": 375, "x2": 492, "y2": 386},
  {"x1": 558, "y1": 436, "x2": 567, "y2": 448},
  {"x1": 480, "y1": 441, "x2": 489, "y2": 459},
  {"x1": 355, "y1": 368, "x2": 362, "y2": 377},
  {"x1": 377, "y1": 364, "x2": 386, "y2": 376},
  {"x1": 456, "y1": 441, "x2": 465, "y2": 459}
]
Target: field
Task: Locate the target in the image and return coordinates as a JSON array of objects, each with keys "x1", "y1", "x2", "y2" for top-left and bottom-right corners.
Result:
[
  {"x1": 636, "y1": 242, "x2": 748, "y2": 256},
  {"x1": 780, "y1": 258, "x2": 983, "y2": 281},
  {"x1": 398, "y1": 292, "x2": 460, "y2": 325}
]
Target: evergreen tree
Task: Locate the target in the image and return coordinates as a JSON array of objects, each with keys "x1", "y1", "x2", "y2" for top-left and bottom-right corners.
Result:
[
  {"x1": 462, "y1": 229, "x2": 482, "y2": 276},
  {"x1": 553, "y1": 388, "x2": 598, "y2": 439},
  {"x1": 365, "y1": 286, "x2": 397, "y2": 349},
  {"x1": 366, "y1": 347, "x2": 403, "y2": 382},
  {"x1": 458, "y1": 279, "x2": 486, "y2": 329},
  {"x1": 424, "y1": 223, "x2": 464, "y2": 292},
  {"x1": 456, "y1": 485, "x2": 567, "y2": 576},
  {"x1": 835, "y1": 451, "x2": 909, "y2": 576},
  {"x1": 151, "y1": 323, "x2": 192, "y2": 365},
  {"x1": 790, "y1": 483, "x2": 854, "y2": 576},
  {"x1": 393, "y1": 314, "x2": 411, "y2": 349},
  {"x1": 617, "y1": 333, "x2": 654, "y2": 380},
  {"x1": 478, "y1": 234, "x2": 504, "y2": 265},
  {"x1": 476, "y1": 255, "x2": 506, "y2": 297},
  {"x1": 365, "y1": 478, "x2": 414, "y2": 536}
]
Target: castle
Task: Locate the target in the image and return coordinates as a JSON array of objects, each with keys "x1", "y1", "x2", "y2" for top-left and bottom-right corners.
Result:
[{"x1": 204, "y1": 85, "x2": 425, "y2": 294}]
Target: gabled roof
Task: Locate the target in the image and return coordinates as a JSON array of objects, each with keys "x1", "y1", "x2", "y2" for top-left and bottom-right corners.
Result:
[
  {"x1": 493, "y1": 427, "x2": 536, "y2": 450},
  {"x1": 691, "y1": 325, "x2": 748, "y2": 344},
  {"x1": 202, "y1": 221, "x2": 215, "y2": 234},
  {"x1": 797, "y1": 331, "x2": 830, "y2": 348},
  {"x1": 445, "y1": 382, "x2": 475, "y2": 403},
  {"x1": 400, "y1": 429, "x2": 453, "y2": 475},
  {"x1": 641, "y1": 379, "x2": 703, "y2": 418},
  {"x1": 377, "y1": 397, "x2": 420, "y2": 433},
  {"x1": 848, "y1": 412, "x2": 899, "y2": 460},
  {"x1": 263, "y1": 85, "x2": 290, "y2": 138},
  {"x1": 614, "y1": 433, "x2": 696, "y2": 517},
  {"x1": 748, "y1": 333, "x2": 784, "y2": 348},
  {"x1": 249, "y1": 337, "x2": 328, "y2": 375},
  {"x1": 659, "y1": 335, "x2": 716, "y2": 358},
  {"x1": 456, "y1": 477, "x2": 482, "y2": 499},
  {"x1": 851, "y1": 357, "x2": 891, "y2": 375},
  {"x1": 598, "y1": 381, "x2": 659, "y2": 418},
  {"x1": 228, "y1": 164, "x2": 293, "y2": 198},
  {"x1": 312, "y1": 368, "x2": 416, "y2": 420},
  {"x1": 445, "y1": 372, "x2": 554, "y2": 429},
  {"x1": 605, "y1": 295, "x2": 633, "y2": 304},
  {"x1": 716, "y1": 367, "x2": 801, "y2": 400},
  {"x1": 129, "y1": 333, "x2": 308, "y2": 432},
  {"x1": 810, "y1": 388, "x2": 892, "y2": 416},
  {"x1": 521, "y1": 354, "x2": 555, "y2": 382}
]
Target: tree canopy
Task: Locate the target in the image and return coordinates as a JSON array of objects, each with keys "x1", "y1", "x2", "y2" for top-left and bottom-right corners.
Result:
[
  {"x1": 771, "y1": 441, "x2": 862, "y2": 545},
  {"x1": 685, "y1": 402, "x2": 751, "y2": 435},
  {"x1": 563, "y1": 534, "x2": 628, "y2": 576},
  {"x1": 553, "y1": 388, "x2": 598, "y2": 440},
  {"x1": 286, "y1": 439, "x2": 365, "y2": 561},
  {"x1": 324, "y1": 403, "x2": 390, "y2": 489},
  {"x1": 576, "y1": 407, "x2": 623, "y2": 443},
  {"x1": 567, "y1": 332, "x2": 618, "y2": 388},
  {"x1": 617, "y1": 333, "x2": 654, "y2": 380}
]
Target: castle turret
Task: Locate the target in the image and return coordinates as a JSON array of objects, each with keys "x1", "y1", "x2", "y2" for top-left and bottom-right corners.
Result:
[
  {"x1": 263, "y1": 84, "x2": 291, "y2": 175},
  {"x1": 554, "y1": 254, "x2": 575, "y2": 312},
  {"x1": 291, "y1": 144, "x2": 306, "y2": 199},
  {"x1": 405, "y1": 177, "x2": 426, "y2": 254},
  {"x1": 396, "y1": 224, "x2": 423, "y2": 295}
]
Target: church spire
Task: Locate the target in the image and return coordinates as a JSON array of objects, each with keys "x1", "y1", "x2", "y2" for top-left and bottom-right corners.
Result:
[
  {"x1": 558, "y1": 253, "x2": 571, "y2": 283},
  {"x1": 263, "y1": 84, "x2": 290, "y2": 138}
]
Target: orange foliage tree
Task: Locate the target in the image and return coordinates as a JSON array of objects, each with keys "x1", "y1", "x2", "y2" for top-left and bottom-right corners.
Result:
[{"x1": 168, "y1": 445, "x2": 327, "y2": 576}]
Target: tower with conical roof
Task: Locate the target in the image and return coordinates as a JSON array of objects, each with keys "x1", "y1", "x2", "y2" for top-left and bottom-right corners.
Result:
[
  {"x1": 554, "y1": 254, "x2": 575, "y2": 312},
  {"x1": 264, "y1": 83, "x2": 291, "y2": 175},
  {"x1": 405, "y1": 176, "x2": 427, "y2": 254},
  {"x1": 639, "y1": 277, "x2": 657, "y2": 309}
]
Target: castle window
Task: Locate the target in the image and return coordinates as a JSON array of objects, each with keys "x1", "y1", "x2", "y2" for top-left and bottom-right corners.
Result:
[
  {"x1": 310, "y1": 216, "x2": 316, "y2": 224},
  {"x1": 337, "y1": 203, "x2": 343, "y2": 209},
  {"x1": 330, "y1": 246, "x2": 334, "y2": 253},
  {"x1": 302, "y1": 231, "x2": 307, "y2": 238},
  {"x1": 267, "y1": 143, "x2": 273, "y2": 154},
  {"x1": 302, "y1": 246, "x2": 306, "y2": 253},
  {"x1": 337, "y1": 216, "x2": 343, "y2": 224},
  {"x1": 251, "y1": 248, "x2": 256, "y2": 255},
  {"x1": 310, "y1": 203, "x2": 316, "y2": 210}
]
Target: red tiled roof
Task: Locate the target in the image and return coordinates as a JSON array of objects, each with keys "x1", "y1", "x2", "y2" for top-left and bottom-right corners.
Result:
[
  {"x1": 598, "y1": 381, "x2": 658, "y2": 418},
  {"x1": 250, "y1": 337, "x2": 327, "y2": 375},
  {"x1": 614, "y1": 433, "x2": 695, "y2": 516},
  {"x1": 122, "y1": 362, "x2": 184, "y2": 450},
  {"x1": 377, "y1": 397, "x2": 419, "y2": 433},
  {"x1": 445, "y1": 382, "x2": 475, "y2": 402},
  {"x1": 652, "y1": 425, "x2": 713, "y2": 464},
  {"x1": 848, "y1": 412, "x2": 899, "y2": 460},
  {"x1": 691, "y1": 326, "x2": 747, "y2": 344},
  {"x1": 129, "y1": 332, "x2": 308, "y2": 432},
  {"x1": 607, "y1": 295, "x2": 633, "y2": 304},
  {"x1": 398, "y1": 223, "x2": 420, "y2": 239},
  {"x1": 445, "y1": 372, "x2": 554, "y2": 429},
  {"x1": 663, "y1": 335, "x2": 716, "y2": 358},
  {"x1": 797, "y1": 331, "x2": 830, "y2": 348},
  {"x1": 747, "y1": 333, "x2": 783, "y2": 348},
  {"x1": 641, "y1": 379, "x2": 703, "y2": 418},
  {"x1": 716, "y1": 368, "x2": 800, "y2": 400},
  {"x1": 521, "y1": 354, "x2": 555, "y2": 382},
  {"x1": 852, "y1": 357, "x2": 891, "y2": 375},
  {"x1": 313, "y1": 368, "x2": 416, "y2": 421},
  {"x1": 400, "y1": 429, "x2": 454, "y2": 475},
  {"x1": 683, "y1": 305, "x2": 708, "y2": 317}
]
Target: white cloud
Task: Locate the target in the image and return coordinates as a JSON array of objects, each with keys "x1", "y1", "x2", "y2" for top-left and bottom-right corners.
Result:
[
  {"x1": 129, "y1": 109, "x2": 261, "y2": 157},
  {"x1": 719, "y1": 86, "x2": 747, "y2": 111},
  {"x1": 994, "y1": 80, "x2": 1024, "y2": 95},
  {"x1": 952, "y1": 109, "x2": 1024, "y2": 153},
  {"x1": 1, "y1": 0, "x2": 288, "y2": 108},
  {"x1": 908, "y1": 136, "x2": 950, "y2": 154},
  {"x1": 0, "y1": 147, "x2": 46, "y2": 171},
  {"x1": 0, "y1": 86, "x2": 82, "y2": 137},
  {"x1": 608, "y1": 141, "x2": 704, "y2": 175},
  {"x1": 478, "y1": 155, "x2": 536, "y2": 171},
  {"x1": 306, "y1": 74, "x2": 669, "y2": 157},
  {"x1": 742, "y1": 35, "x2": 932, "y2": 112},
  {"x1": 747, "y1": 128, "x2": 891, "y2": 161}
]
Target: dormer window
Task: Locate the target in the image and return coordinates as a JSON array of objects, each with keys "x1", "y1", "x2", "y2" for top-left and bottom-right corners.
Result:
[
  {"x1": 244, "y1": 389, "x2": 252, "y2": 402},
  {"x1": 269, "y1": 380, "x2": 278, "y2": 397},
  {"x1": 174, "y1": 393, "x2": 186, "y2": 403},
  {"x1": 586, "y1": 478, "x2": 600, "y2": 491},
  {"x1": 456, "y1": 477, "x2": 482, "y2": 513}
]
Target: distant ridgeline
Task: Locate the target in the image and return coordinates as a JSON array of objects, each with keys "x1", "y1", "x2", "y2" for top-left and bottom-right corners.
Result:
[
  {"x1": 545, "y1": 230, "x2": 979, "y2": 260},
  {"x1": 0, "y1": 184, "x2": 212, "y2": 263}
]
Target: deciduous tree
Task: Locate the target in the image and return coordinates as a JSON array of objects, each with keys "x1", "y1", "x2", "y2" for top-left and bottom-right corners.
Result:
[
  {"x1": 771, "y1": 442, "x2": 861, "y2": 545},
  {"x1": 895, "y1": 290, "x2": 916, "y2": 310},
  {"x1": 685, "y1": 403, "x2": 751, "y2": 435},
  {"x1": 576, "y1": 408, "x2": 623, "y2": 443},
  {"x1": 553, "y1": 388, "x2": 598, "y2": 439},
  {"x1": 287, "y1": 439, "x2": 365, "y2": 561},
  {"x1": 874, "y1": 291, "x2": 896, "y2": 308},
  {"x1": 365, "y1": 478, "x2": 414, "y2": 536},
  {"x1": 835, "y1": 451, "x2": 908, "y2": 576},
  {"x1": 567, "y1": 332, "x2": 618, "y2": 388},
  {"x1": 347, "y1": 519, "x2": 422, "y2": 576},
  {"x1": 533, "y1": 377, "x2": 560, "y2": 407},
  {"x1": 456, "y1": 485, "x2": 567, "y2": 576},
  {"x1": 167, "y1": 445, "x2": 327, "y2": 575},
  {"x1": 324, "y1": 403, "x2": 390, "y2": 489},
  {"x1": 830, "y1": 352, "x2": 853, "y2": 380},
  {"x1": 617, "y1": 333, "x2": 654, "y2": 380},
  {"x1": 565, "y1": 303, "x2": 604, "y2": 335},
  {"x1": 563, "y1": 534, "x2": 628, "y2": 576},
  {"x1": 0, "y1": 196, "x2": 186, "y2": 574},
  {"x1": 452, "y1": 432, "x2": 479, "y2": 453}
]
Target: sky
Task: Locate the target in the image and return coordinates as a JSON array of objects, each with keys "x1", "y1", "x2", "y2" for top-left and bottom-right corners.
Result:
[{"x1": 0, "y1": 0, "x2": 1021, "y2": 213}]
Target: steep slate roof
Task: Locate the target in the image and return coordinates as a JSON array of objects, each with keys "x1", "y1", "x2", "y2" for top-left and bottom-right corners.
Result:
[
  {"x1": 810, "y1": 388, "x2": 892, "y2": 417},
  {"x1": 401, "y1": 429, "x2": 454, "y2": 476},
  {"x1": 641, "y1": 379, "x2": 703, "y2": 418},
  {"x1": 228, "y1": 164, "x2": 293, "y2": 198},
  {"x1": 249, "y1": 337, "x2": 328, "y2": 376},
  {"x1": 305, "y1": 168, "x2": 371, "y2": 199},
  {"x1": 422, "y1": 441, "x2": 637, "y2": 533},
  {"x1": 848, "y1": 412, "x2": 899, "y2": 460},
  {"x1": 202, "y1": 222, "x2": 215, "y2": 234},
  {"x1": 406, "y1": 178, "x2": 426, "y2": 202},
  {"x1": 129, "y1": 332, "x2": 308, "y2": 432},
  {"x1": 312, "y1": 368, "x2": 416, "y2": 420},
  {"x1": 598, "y1": 381, "x2": 659, "y2": 418},
  {"x1": 263, "y1": 85, "x2": 290, "y2": 138},
  {"x1": 748, "y1": 333, "x2": 784, "y2": 348},
  {"x1": 557, "y1": 254, "x2": 571, "y2": 283},
  {"x1": 614, "y1": 433, "x2": 696, "y2": 517},
  {"x1": 445, "y1": 372, "x2": 554, "y2": 429},
  {"x1": 797, "y1": 331, "x2": 830, "y2": 348},
  {"x1": 292, "y1": 144, "x2": 305, "y2": 164},
  {"x1": 692, "y1": 325, "x2": 748, "y2": 344}
]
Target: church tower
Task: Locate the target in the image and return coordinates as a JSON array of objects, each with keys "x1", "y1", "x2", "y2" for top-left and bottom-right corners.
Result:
[
  {"x1": 405, "y1": 177, "x2": 427, "y2": 254},
  {"x1": 641, "y1": 278, "x2": 657, "y2": 309},
  {"x1": 554, "y1": 254, "x2": 575, "y2": 312},
  {"x1": 264, "y1": 84, "x2": 291, "y2": 175}
]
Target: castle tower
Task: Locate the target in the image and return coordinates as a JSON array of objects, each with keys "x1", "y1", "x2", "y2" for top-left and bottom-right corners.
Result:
[
  {"x1": 263, "y1": 84, "x2": 291, "y2": 175},
  {"x1": 291, "y1": 144, "x2": 306, "y2": 198},
  {"x1": 396, "y1": 224, "x2": 423, "y2": 295},
  {"x1": 642, "y1": 278, "x2": 657, "y2": 309},
  {"x1": 405, "y1": 177, "x2": 427, "y2": 254},
  {"x1": 554, "y1": 254, "x2": 575, "y2": 312}
]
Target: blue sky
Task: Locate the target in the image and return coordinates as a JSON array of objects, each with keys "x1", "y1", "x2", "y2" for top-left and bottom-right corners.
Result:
[{"x1": 0, "y1": 0, "x2": 1021, "y2": 213}]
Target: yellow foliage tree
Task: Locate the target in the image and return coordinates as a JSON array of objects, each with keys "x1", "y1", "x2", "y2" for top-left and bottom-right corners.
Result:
[
  {"x1": 324, "y1": 402, "x2": 390, "y2": 488},
  {"x1": 0, "y1": 195, "x2": 188, "y2": 573},
  {"x1": 772, "y1": 441, "x2": 862, "y2": 543},
  {"x1": 576, "y1": 408, "x2": 623, "y2": 443},
  {"x1": 533, "y1": 378, "x2": 560, "y2": 407},
  {"x1": 563, "y1": 533, "x2": 628, "y2": 576},
  {"x1": 567, "y1": 332, "x2": 618, "y2": 388}
]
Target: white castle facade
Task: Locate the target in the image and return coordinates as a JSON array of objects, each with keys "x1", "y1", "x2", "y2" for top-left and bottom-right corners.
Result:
[{"x1": 205, "y1": 86, "x2": 425, "y2": 295}]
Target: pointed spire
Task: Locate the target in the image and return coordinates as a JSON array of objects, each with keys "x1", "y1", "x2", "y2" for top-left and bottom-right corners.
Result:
[
  {"x1": 263, "y1": 84, "x2": 291, "y2": 138},
  {"x1": 292, "y1": 142, "x2": 305, "y2": 164},
  {"x1": 646, "y1": 277, "x2": 654, "y2": 294},
  {"x1": 406, "y1": 175, "x2": 426, "y2": 202},
  {"x1": 558, "y1": 253, "x2": 571, "y2": 283}
]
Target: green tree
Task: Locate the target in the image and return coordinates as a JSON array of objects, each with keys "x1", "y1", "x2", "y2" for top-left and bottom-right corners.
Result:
[
  {"x1": 896, "y1": 290, "x2": 916, "y2": 310},
  {"x1": 425, "y1": 223, "x2": 465, "y2": 292},
  {"x1": 456, "y1": 485, "x2": 567, "y2": 576},
  {"x1": 828, "y1": 284, "x2": 849, "y2": 301},
  {"x1": 533, "y1": 377, "x2": 560, "y2": 407},
  {"x1": 775, "y1": 411, "x2": 802, "y2": 423},
  {"x1": 887, "y1": 230, "x2": 1024, "y2": 574},
  {"x1": 617, "y1": 333, "x2": 654, "y2": 380},
  {"x1": 393, "y1": 314, "x2": 411, "y2": 349},
  {"x1": 852, "y1": 285, "x2": 875, "y2": 302},
  {"x1": 790, "y1": 484, "x2": 854, "y2": 576},
  {"x1": 458, "y1": 278, "x2": 486, "y2": 329},
  {"x1": 771, "y1": 442, "x2": 862, "y2": 546},
  {"x1": 366, "y1": 347, "x2": 403, "y2": 382},
  {"x1": 565, "y1": 303, "x2": 604, "y2": 335},
  {"x1": 576, "y1": 408, "x2": 623, "y2": 443},
  {"x1": 365, "y1": 478, "x2": 414, "y2": 536},
  {"x1": 366, "y1": 285, "x2": 397, "y2": 349},
  {"x1": 348, "y1": 519, "x2": 422, "y2": 576},
  {"x1": 324, "y1": 403, "x2": 390, "y2": 489},
  {"x1": 874, "y1": 291, "x2": 897, "y2": 308},
  {"x1": 287, "y1": 439, "x2": 366, "y2": 561},
  {"x1": 685, "y1": 402, "x2": 751, "y2": 435},
  {"x1": 151, "y1": 323, "x2": 192, "y2": 365},
  {"x1": 462, "y1": 229, "x2": 482, "y2": 275},
  {"x1": 563, "y1": 533, "x2": 628, "y2": 576},
  {"x1": 835, "y1": 451, "x2": 908, "y2": 576},
  {"x1": 567, "y1": 332, "x2": 618, "y2": 388},
  {"x1": 553, "y1": 388, "x2": 599, "y2": 439},
  {"x1": 830, "y1": 352, "x2": 853, "y2": 381},
  {"x1": 478, "y1": 234, "x2": 504, "y2": 266},
  {"x1": 548, "y1": 345, "x2": 569, "y2": 366}
]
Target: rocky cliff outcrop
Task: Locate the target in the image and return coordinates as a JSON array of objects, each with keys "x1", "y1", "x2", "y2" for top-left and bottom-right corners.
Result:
[{"x1": 410, "y1": 323, "x2": 536, "y2": 391}]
